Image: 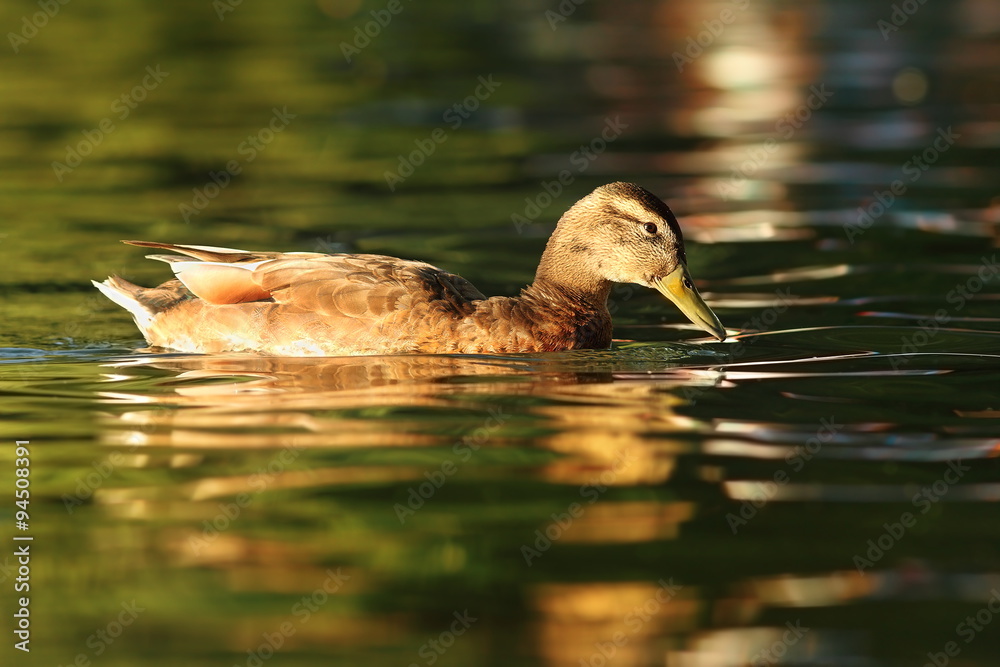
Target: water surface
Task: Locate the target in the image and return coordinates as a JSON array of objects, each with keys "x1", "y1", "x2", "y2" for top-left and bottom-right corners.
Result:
[{"x1": 2, "y1": 1, "x2": 1000, "y2": 665}]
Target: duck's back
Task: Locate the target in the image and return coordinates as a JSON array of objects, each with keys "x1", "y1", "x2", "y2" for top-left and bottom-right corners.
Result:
[
  {"x1": 98, "y1": 244, "x2": 489, "y2": 355},
  {"x1": 96, "y1": 242, "x2": 613, "y2": 356},
  {"x1": 241, "y1": 255, "x2": 612, "y2": 354}
]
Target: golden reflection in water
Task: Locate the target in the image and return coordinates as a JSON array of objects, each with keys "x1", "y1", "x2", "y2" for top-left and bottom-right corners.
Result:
[
  {"x1": 533, "y1": 382, "x2": 696, "y2": 488},
  {"x1": 96, "y1": 354, "x2": 706, "y2": 446},
  {"x1": 83, "y1": 353, "x2": 736, "y2": 661},
  {"x1": 82, "y1": 350, "x2": 979, "y2": 666},
  {"x1": 528, "y1": 568, "x2": 882, "y2": 666},
  {"x1": 91, "y1": 353, "x2": 708, "y2": 553},
  {"x1": 97, "y1": 354, "x2": 527, "y2": 452},
  {"x1": 83, "y1": 347, "x2": 926, "y2": 667},
  {"x1": 531, "y1": 580, "x2": 701, "y2": 667}
]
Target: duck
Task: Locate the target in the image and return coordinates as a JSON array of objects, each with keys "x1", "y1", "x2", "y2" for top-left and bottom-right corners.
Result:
[{"x1": 93, "y1": 182, "x2": 725, "y2": 356}]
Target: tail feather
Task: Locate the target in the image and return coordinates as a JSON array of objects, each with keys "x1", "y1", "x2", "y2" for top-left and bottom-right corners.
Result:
[
  {"x1": 96, "y1": 240, "x2": 275, "y2": 341},
  {"x1": 122, "y1": 240, "x2": 258, "y2": 263},
  {"x1": 92, "y1": 277, "x2": 155, "y2": 333},
  {"x1": 92, "y1": 276, "x2": 191, "y2": 335},
  {"x1": 143, "y1": 254, "x2": 192, "y2": 264}
]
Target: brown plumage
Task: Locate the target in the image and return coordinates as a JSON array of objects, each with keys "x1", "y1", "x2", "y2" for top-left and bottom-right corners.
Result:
[{"x1": 93, "y1": 183, "x2": 725, "y2": 355}]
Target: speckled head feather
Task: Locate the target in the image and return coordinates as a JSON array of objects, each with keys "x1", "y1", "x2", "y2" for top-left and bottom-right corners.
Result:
[
  {"x1": 597, "y1": 182, "x2": 685, "y2": 241},
  {"x1": 92, "y1": 183, "x2": 725, "y2": 356},
  {"x1": 534, "y1": 182, "x2": 688, "y2": 296}
]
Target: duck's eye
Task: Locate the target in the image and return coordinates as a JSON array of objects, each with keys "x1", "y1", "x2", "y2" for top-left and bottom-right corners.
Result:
[{"x1": 643, "y1": 222, "x2": 658, "y2": 235}]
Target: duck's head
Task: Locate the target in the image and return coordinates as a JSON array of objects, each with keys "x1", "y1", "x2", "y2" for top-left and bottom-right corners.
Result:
[{"x1": 538, "y1": 182, "x2": 726, "y2": 341}]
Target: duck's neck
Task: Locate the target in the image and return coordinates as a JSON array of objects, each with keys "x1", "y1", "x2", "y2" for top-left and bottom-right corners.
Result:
[{"x1": 526, "y1": 231, "x2": 612, "y2": 312}]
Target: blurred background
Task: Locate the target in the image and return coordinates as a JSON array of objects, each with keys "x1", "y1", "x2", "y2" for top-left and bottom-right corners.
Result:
[{"x1": 2, "y1": 0, "x2": 1000, "y2": 665}]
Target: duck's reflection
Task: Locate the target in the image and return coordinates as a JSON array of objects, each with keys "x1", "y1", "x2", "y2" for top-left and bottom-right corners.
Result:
[
  {"x1": 91, "y1": 351, "x2": 916, "y2": 667},
  {"x1": 87, "y1": 348, "x2": 987, "y2": 666},
  {"x1": 97, "y1": 351, "x2": 713, "y2": 451},
  {"x1": 90, "y1": 351, "x2": 723, "y2": 663},
  {"x1": 94, "y1": 350, "x2": 713, "y2": 514}
]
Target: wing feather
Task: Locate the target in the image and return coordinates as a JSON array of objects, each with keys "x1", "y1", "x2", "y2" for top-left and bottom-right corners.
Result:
[
  {"x1": 169, "y1": 262, "x2": 273, "y2": 305},
  {"x1": 250, "y1": 255, "x2": 486, "y2": 325},
  {"x1": 122, "y1": 241, "x2": 493, "y2": 353}
]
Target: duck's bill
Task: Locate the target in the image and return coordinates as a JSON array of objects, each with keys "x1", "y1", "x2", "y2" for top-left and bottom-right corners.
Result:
[{"x1": 654, "y1": 265, "x2": 727, "y2": 341}]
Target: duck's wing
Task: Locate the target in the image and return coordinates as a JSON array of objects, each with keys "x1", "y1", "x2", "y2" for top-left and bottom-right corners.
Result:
[
  {"x1": 125, "y1": 242, "x2": 489, "y2": 351},
  {"x1": 146, "y1": 247, "x2": 487, "y2": 317},
  {"x1": 106, "y1": 242, "x2": 493, "y2": 354},
  {"x1": 242, "y1": 254, "x2": 488, "y2": 352},
  {"x1": 124, "y1": 240, "x2": 337, "y2": 306},
  {"x1": 250, "y1": 254, "x2": 486, "y2": 320}
]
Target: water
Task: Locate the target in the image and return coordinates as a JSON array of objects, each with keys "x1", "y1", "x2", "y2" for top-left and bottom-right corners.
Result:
[{"x1": 2, "y1": 0, "x2": 1000, "y2": 665}]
